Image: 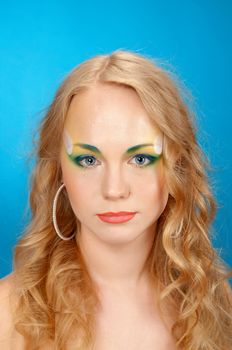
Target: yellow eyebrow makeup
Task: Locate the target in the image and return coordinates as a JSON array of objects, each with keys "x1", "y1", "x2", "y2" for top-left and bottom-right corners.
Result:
[
  {"x1": 64, "y1": 129, "x2": 163, "y2": 156},
  {"x1": 63, "y1": 129, "x2": 163, "y2": 169}
]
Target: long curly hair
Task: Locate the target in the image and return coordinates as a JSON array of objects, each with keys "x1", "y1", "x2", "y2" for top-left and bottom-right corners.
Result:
[{"x1": 12, "y1": 49, "x2": 232, "y2": 349}]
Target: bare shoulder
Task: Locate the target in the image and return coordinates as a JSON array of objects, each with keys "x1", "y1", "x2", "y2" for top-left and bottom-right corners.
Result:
[{"x1": 0, "y1": 273, "x2": 25, "y2": 349}]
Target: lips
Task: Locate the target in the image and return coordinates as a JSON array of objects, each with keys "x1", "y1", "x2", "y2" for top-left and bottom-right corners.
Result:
[{"x1": 96, "y1": 212, "x2": 137, "y2": 224}]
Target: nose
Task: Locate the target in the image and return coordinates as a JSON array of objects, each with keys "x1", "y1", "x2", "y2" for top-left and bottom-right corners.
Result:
[{"x1": 102, "y1": 165, "x2": 130, "y2": 200}]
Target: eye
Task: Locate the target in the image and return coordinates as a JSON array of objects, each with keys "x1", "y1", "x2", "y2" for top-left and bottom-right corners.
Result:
[
  {"x1": 73, "y1": 155, "x2": 99, "y2": 168},
  {"x1": 129, "y1": 154, "x2": 158, "y2": 167}
]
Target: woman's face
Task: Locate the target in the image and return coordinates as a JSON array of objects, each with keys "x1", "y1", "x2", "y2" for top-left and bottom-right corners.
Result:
[{"x1": 60, "y1": 83, "x2": 169, "y2": 245}]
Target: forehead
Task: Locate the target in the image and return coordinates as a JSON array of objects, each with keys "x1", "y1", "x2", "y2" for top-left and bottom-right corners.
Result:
[{"x1": 64, "y1": 83, "x2": 161, "y2": 144}]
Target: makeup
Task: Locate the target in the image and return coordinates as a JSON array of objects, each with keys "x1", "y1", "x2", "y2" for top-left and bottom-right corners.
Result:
[
  {"x1": 63, "y1": 129, "x2": 163, "y2": 168},
  {"x1": 63, "y1": 130, "x2": 73, "y2": 155},
  {"x1": 96, "y1": 212, "x2": 137, "y2": 224},
  {"x1": 153, "y1": 134, "x2": 163, "y2": 155}
]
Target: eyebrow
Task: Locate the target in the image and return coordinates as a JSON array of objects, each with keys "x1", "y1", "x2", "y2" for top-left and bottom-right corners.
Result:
[{"x1": 73, "y1": 143, "x2": 155, "y2": 155}]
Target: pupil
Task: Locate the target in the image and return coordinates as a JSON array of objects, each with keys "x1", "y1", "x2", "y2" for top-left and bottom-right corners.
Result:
[{"x1": 137, "y1": 156, "x2": 144, "y2": 164}]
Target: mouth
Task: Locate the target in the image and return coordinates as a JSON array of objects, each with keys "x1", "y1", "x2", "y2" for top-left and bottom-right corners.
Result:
[{"x1": 96, "y1": 212, "x2": 137, "y2": 224}]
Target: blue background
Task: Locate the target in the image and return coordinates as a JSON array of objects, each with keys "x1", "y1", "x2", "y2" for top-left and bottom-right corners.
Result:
[{"x1": 0, "y1": 0, "x2": 231, "y2": 284}]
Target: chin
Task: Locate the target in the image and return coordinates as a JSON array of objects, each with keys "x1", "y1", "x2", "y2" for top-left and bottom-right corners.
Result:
[{"x1": 94, "y1": 226, "x2": 149, "y2": 246}]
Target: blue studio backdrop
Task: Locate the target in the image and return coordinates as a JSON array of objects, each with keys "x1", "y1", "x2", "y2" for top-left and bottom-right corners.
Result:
[{"x1": 0, "y1": 0, "x2": 231, "y2": 283}]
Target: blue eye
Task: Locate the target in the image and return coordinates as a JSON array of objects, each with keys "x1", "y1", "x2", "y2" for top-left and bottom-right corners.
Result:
[
  {"x1": 73, "y1": 155, "x2": 99, "y2": 168},
  {"x1": 129, "y1": 154, "x2": 158, "y2": 167}
]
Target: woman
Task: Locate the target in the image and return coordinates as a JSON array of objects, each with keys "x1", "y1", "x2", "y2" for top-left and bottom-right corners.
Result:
[{"x1": 0, "y1": 49, "x2": 232, "y2": 350}]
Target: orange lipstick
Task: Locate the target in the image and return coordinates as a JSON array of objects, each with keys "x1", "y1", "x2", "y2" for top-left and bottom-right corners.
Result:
[{"x1": 96, "y1": 211, "x2": 137, "y2": 224}]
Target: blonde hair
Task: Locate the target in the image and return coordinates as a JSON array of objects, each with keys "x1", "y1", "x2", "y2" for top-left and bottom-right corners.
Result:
[{"x1": 12, "y1": 49, "x2": 232, "y2": 349}]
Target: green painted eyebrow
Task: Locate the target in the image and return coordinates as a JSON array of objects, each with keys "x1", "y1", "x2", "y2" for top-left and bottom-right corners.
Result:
[{"x1": 73, "y1": 143, "x2": 155, "y2": 155}]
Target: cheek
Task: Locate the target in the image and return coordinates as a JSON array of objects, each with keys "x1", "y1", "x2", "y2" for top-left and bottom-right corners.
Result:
[
  {"x1": 154, "y1": 177, "x2": 169, "y2": 210},
  {"x1": 137, "y1": 165, "x2": 169, "y2": 208},
  {"x1": 64, "y1": 173, "x2": 93, "y2": 206}
]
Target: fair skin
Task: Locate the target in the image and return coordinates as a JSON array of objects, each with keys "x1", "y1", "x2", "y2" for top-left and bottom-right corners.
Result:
[
  {"x1": 60, "y1": 83, "x2": 177, "y2": 349},
  {"x1": 61, "y1": 83, "x2": 168, "y2": 287},
  {"x1": 0, "y1": 83, "x2": 177, "y2": 349}
]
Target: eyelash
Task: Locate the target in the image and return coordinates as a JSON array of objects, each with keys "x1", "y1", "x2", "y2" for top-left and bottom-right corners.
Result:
[{"x1": 72, "y1": 154, "x2": 159, "y2": 168}]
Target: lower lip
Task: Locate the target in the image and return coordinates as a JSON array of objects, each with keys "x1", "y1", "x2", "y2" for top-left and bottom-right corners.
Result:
[{"x1": 96, "y1": 213, "x2": 136, "y2": 224}]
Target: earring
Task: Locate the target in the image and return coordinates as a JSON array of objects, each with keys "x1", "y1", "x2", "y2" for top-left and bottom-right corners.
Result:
[{"x1": 52, "y1": 183, "x2": 76, "y2": 241}]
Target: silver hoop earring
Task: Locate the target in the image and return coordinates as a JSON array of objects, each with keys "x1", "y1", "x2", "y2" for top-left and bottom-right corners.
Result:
[{"x1": 52, "y1": 183, "x2": 76, "y2": 241}]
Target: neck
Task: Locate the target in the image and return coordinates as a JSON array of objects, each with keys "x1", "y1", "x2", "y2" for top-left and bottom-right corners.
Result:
[{"x1": 75, "y1": 224, "x2": 156, "y2": 289}]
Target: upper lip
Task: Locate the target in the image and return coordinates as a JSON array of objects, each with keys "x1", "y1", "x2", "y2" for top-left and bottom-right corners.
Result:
[{"x1": 97, "y1": 211, "x2": 136, "y2": 217}]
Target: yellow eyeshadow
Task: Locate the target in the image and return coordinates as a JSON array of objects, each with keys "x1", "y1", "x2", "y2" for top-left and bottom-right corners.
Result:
[{"x1": 72, "y1": 145, "x2": 157, "y2": 155}]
